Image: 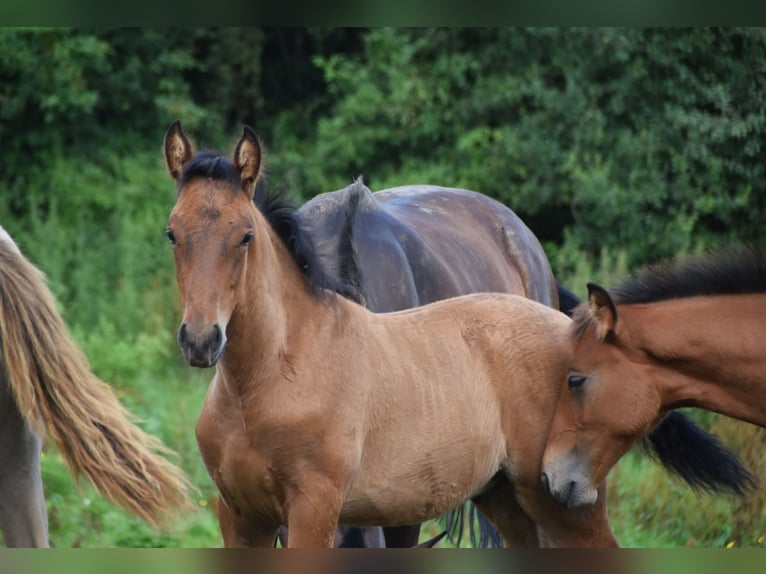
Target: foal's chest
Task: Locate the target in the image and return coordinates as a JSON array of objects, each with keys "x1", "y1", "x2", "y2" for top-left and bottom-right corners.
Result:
[{"x1": 196, "y1": 395, "x2": 286, "y2": 523}]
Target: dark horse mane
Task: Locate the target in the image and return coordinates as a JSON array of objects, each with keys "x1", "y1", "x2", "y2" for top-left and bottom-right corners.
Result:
[
  {"x1": 611, "y1": 243, "x2": 766, "y2": 304},
  {"x1": 571, "y1": 243, "x2": 762, "y2": 497},
  {"x1": 572, "y1": 243, "x2": 766, "y2": 338},
  {"x1": 178, "y1": 151, "x2": 358, "y2": 302}
]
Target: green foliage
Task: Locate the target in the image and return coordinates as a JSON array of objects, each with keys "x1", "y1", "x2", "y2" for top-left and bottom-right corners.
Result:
[
  {"x1": 268, "y1": 28, "x2": 766, "y2": 270},
  {"x1": 0, "y1": 145, "x2": 178, "y2": 350}
]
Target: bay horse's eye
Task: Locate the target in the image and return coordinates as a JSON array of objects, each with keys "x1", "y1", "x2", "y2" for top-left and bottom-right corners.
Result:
[
  {"x1": 568, "y1": 373, "x2": 588, "y2": 389},
  {"x1": 165, "y1": 228, "x2": 177, "y2": 245},
  {"x1": 240, "y1": 231, "x2": 254, "y2": 247}
]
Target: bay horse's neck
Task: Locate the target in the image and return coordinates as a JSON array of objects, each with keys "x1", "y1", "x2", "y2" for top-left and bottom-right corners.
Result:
[
  {"x1": 625, "y1": 293, "x2": 766, "y2": 426},
  {"x1": 217, "y1": 218, "x2": 334, "y2": 393}
]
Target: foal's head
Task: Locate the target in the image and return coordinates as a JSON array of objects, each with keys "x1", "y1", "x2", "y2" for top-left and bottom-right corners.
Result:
[
  {"x1": 541, "y1": 284, "x2": 662, "y2": 508},
  {"x1": 163, "y1": 121, "x2": 264, "y2": 367}
]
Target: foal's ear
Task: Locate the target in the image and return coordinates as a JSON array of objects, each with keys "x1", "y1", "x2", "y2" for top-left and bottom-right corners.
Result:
[
  {"x1": 163, "y1": 120, "x2": 194, "y2": 180},
  {"x1": 233, "y1": 126, "x2": 263, "y2": 198},
  {"x1": 587, "y1": 283, "x2": 618, "y2": 340}
]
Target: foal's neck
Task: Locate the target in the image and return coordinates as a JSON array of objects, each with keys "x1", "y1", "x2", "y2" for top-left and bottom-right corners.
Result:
[
  {"x1": 629, "y1": 294, "x2": 766, "y2": 426},
  {"x1": 218, "y1": 219, "x2": 337, "y2": 392}
]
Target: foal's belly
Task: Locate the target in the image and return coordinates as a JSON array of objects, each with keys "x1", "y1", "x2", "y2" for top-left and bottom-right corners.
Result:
[
  {"x1": 336, "y1": 354, "x2": 509, "y2": 526},
  {"x1": 339, "y1": 429, "x2": 506, "y2": 526}
]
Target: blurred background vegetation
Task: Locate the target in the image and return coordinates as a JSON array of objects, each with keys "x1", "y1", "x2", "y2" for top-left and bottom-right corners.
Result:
[{"x1": 1, "y1": 27, "x2": 765, "y2": 547}]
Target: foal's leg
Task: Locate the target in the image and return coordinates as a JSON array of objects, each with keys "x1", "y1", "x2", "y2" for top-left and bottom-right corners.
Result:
[
  {"x1": 285, "y1": 499, "x2": 341, "y2": 547},
  {"x1": 513, "y1": 478, "x2": 618, "y2": 548},
  {"x1": 470, "y1": 478, "x2": 539, "y2": 547},
  {"x1": 284, "y1": 479, "x2": 344, "y2": 548},
  {"x1": 216, "y1": 497, "x2": 278, "y2": 548},
  {"x1": 533, "y1": 481, "x2": 618, "y2": 548}
]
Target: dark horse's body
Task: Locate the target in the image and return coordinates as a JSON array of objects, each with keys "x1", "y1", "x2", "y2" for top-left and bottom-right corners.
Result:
[
  {"x1": 295, "y1": 180, "x2": 558, "y2": 547},
  {"x1": 298, "y1": 181, "x2": 558, "y2": 313}
]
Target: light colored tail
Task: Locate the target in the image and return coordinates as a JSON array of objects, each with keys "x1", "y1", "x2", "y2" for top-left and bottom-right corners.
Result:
[{"x1": 0, "y1": 240, "x2": 193, "y2": 528}]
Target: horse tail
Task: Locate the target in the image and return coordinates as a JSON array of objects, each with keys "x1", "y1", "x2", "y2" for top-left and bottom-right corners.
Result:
[
  {"x1": 469, "y1": 505, "x2": 502, "y2": 548},
  {"x1": 642, "y1": 411, "x2": 756, "y2": 496},
  {"x1": 442, "y1": 503, "x2": 502, "y2": 548},
  {"x1": 0, "y1": 241, "x2": 193, "y2": 528},
  {"x1": 443, "y1": 505, "x2": 465, "y2": 546}
]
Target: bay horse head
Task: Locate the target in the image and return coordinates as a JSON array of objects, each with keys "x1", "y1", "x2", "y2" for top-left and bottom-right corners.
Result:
[
  {"x1": 163, "y1": 121, "x2": 264, "y2": 368},
  {"x1": 541, "y1": 283, "x2": 662, "y2": 508},
  {"x1": 542, "y1": 275, "x2": 755, "y2": 509}
]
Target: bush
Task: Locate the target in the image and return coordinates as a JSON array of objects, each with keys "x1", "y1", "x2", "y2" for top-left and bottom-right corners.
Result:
[{"x1": 265, "y1": 28, "x2": 766, "y2": 271}]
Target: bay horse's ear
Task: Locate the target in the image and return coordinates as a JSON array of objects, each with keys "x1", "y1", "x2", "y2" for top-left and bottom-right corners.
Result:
[
  {"x1": 587, "y1": 283, "x2": 618, "y2": 340},
  {"x1": 233, "y1": 126, "x2": 263, "y2": 198},
  {"x1": 163, "y1": 120, "x2": 194, "y2": 180}
]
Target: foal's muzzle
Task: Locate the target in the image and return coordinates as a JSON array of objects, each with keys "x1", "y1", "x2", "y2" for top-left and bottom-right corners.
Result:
[
  {"x1": 178, "y1": 323, "x2": 225, "y2": 367},
  {"x1": 541, "y1": 451, "x2": 599, "y2": 509}
]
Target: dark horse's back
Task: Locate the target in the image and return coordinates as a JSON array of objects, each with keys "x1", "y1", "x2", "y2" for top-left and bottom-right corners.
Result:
[
  {"x1": 298, "y1": 181, "x2": 558, "y2": 313},
  {"x1": 297, "y1": 180, "x2": 558, "y2": 547}
]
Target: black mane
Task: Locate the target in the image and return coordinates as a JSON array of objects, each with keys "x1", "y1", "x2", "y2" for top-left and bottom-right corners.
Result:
[
  {"x1": 569, "y1": 245, "x2": 761, "y2": 498},
  {"x1": 570, "y1": 242, "x2": 766, "y2": 340},
  {"x1": 178, "y1": 152, "x2": 358, "y2": 301},
  {"x1": 611, "y1": 243, "x2": 766, "y2": 305}
]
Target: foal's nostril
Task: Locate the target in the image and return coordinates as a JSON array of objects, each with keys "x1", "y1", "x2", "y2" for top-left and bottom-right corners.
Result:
[
  {"x1": 210, "y1": 324, "x2": 223, "y2": 348},
  {"x1": 541, "y1": 471, "x2": 551, "y2": 494},
  {"x1": 178, "y1": 323, "x2": 189, "y2": 347}
]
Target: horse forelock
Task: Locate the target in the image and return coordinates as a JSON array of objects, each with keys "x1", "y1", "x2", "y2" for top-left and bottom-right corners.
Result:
[
  {"x1": 177, "y1": 151, "x2": 359, "y2": 303},
  {"x1": 176, "y1": 151, "x2": 241, "y2": 199},
  {"x1": 570, "y1": 302, "x2": 595, "y2": 340}
]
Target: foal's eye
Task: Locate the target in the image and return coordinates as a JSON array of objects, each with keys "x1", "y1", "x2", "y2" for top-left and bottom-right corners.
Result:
[
  {"x1": 165, "y1": 228, "x2": 177, "y2": 245},
  {"x1": 568, "y1": 373, "x2": 588, "y2": 389},
  {"x1": 239, "y1": 231, "x2": 254, "y2": 247}
]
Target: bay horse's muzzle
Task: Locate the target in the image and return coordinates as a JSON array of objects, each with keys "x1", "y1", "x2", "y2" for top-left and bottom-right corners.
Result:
[
  {"x1": 178, "y1": 323, "x2": 225, "y2": 368},
  {"x1": 540, "y1": 451, "x2": 599, "y2": 509}
]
